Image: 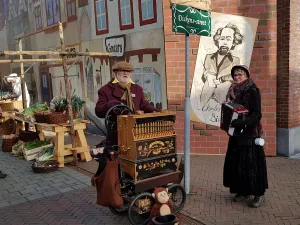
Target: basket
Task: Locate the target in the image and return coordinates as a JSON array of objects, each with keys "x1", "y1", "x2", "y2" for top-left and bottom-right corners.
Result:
[
  {"x1": 32, "y1": 160, "x2": 59, "y2": 173},
  {"x1": 23, "y1": 143, "x2": 53, "y2": 161},
  {"x1": 19, "y1": 130, "x2": 39, "y2": 142},
  {"x1": 46, "y1": 112, "x2": 69, "y2": 124},
  {"x1": 34, "y1": 112, "x2": 49, "y2": 123},
  {"x1": 1, "y1": 136, "x2": 19, "y2": 152},
  {"x1": 0, "y1": 119, "x2": 15, "y2": 136}
]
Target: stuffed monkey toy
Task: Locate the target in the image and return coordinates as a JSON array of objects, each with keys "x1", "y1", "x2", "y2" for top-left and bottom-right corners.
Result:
[{"x1": 148, "y1": 187, "x2": 181, "y2": 225}]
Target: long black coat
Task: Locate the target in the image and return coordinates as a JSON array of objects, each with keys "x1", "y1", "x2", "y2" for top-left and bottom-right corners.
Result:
[{"x1": 223, "y1": 84, "x2": 268, "y2": 196}]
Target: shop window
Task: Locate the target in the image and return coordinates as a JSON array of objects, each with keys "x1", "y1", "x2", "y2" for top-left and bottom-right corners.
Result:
[
  {"x1": 46, "y1": 0, "x2": 61, "y2": 26},
  {"x1": 118, "y1": 0, "x2": 134, "y2": 30},
  {"x1": 67, "y1": 0, "x2": 77, "y2": 22},
  {"x1": 94, "y1": 0, "x2": 109, "y2": 35},
  {"x1": 138, "y1": 0, "x2": 157, "y2": 26},
  {"x1": 34, "y1": 5, "x2": 42, "y2": 30}
]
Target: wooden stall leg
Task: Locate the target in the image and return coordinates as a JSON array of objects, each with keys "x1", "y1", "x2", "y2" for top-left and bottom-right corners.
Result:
[
  {"x1": 36, "y1": 125, "x2": 45, "y2": 141},
  {"x1": 15, "y1": 121, "x2": 23, "y2": 135},
  {"x1": 75, "y1": 129, "x2": 92, "y2": 162},
  {"x1": 25, "y1": 123, "x2": 29, "y2": 131},
  {"x1": 55, "y1": 132, "x2": 65, "y2": 167},
  {"x1": 71, "y1": 134, "x2": 78, "y2": 166}
]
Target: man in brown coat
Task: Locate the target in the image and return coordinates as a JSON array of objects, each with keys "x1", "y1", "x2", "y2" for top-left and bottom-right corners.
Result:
[{"x1": 95, "y1": 61, "x2": 158, "y2": 145}]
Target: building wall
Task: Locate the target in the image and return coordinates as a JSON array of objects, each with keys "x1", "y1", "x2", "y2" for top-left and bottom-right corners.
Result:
[
  {"x1": 277, "y1": 0, "x2": 300, "y2": 156},
  {"x1": 90, "y1": 0, "x2": 164, "y2": 40},
  {"x1": 163, "y1": 0, "x2": 277, "y2": 156}
]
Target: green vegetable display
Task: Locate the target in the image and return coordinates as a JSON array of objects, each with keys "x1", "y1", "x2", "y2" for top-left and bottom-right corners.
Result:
[
  {"x1": 23, "y1": 103, "x2": 49, "y2": 116},
  {"x1": 34, "y1": 103, "x2": 49, "y2": 112},
  {"x1": 24, "y1": 141, "x2": 51, "y2": 150}
]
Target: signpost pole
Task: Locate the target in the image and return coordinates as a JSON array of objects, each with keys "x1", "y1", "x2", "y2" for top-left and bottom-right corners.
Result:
[
  {"x1": 171, "y1": 3, "x2": 211, "y2": 195},
  {"x1": 184, "y1": 33, "x2": 190, "y2": 194}
]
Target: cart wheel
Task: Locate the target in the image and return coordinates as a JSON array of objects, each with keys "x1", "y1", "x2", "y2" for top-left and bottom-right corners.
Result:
[
  {"x1": 167, "y1": 184, "x2": 186, "y2": 214},
  {"x1": 128, "y1": 192, "x2": 155, "y2": 225},
  {"x1": 109, "y1": 204, "x2": 129, "y2": 215}
]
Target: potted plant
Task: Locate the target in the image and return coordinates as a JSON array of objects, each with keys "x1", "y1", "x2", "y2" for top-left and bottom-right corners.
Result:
[
  {"x1": 71, "y1": 94, "x2": 85, "y2": 118},
  {"x1": 47, "y1": 96, "x2": 69, "y2": 124},
  {"x1": 50, "y1": 96, "x2": 68, "y2": 113}
]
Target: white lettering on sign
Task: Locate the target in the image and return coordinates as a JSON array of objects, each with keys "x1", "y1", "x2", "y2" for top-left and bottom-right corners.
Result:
[
  {"x1": 105, "y1": 36, "x2": 125, "y2": 58},
  {"x1": 178, "y1": 15, "x2": 207, "y2": 25}
]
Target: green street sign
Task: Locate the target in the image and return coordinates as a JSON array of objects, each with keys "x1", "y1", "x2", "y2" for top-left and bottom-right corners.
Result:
[{"x1": 172, "y1": 4, "x2": 211, "y2": 36}]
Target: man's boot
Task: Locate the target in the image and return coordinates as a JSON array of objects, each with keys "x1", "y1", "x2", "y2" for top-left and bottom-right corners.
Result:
[{"x1": 0, "y1": 170, "x2": 7, "y2": 178}]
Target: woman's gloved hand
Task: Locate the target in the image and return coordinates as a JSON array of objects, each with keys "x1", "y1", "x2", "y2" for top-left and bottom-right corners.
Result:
[
  {"x1": 230, "y1": 119, "x2": 245, "y2": 129},
  {"x1": 107, "y1": 100, "x2": 121, "y2": 109}
]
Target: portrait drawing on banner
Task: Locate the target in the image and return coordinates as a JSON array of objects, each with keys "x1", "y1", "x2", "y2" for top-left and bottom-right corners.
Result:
[{"x1": 190, "y1": 13, "x2": 259, "y2": 127}]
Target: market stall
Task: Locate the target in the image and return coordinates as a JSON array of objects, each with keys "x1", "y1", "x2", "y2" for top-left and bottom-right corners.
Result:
[
  {"x1": 10, "y1": 114, "x2": 92, "y2": 167},
  {"x1": 0, "y1": 22, "x2": 111, "y2": 172}
]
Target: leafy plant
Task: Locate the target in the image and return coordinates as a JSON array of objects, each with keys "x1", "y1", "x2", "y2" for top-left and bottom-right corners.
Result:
[
  {"x1": 71, "y1": 95, "x2": 85, "y2": 114},
  {"x1": 50, "y1": 92, "x2": 85, "y2": 116},
  {"x1": 50, "y1": 96, "x2": 68, "y2": 112}
]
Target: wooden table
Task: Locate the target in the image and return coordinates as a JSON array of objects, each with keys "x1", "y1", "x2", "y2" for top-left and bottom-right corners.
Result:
[{"x1": 10, "y1": 115, "x2": 92, "y2": 167}]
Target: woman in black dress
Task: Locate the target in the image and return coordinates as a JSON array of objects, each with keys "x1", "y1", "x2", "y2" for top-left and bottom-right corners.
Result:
[{"x1": 223, "y1": 65, "x2": 268, "y2": 208}]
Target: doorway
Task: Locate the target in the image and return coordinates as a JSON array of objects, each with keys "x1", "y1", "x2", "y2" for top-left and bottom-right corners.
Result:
[{"x1": 40, "y1": 68, "x2": 53, "y2": 104}]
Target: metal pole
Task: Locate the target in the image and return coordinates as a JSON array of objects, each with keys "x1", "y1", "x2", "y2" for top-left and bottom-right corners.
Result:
[
  {"x1": 18, "y1": 39, "x2": 27, "y2": 109},
  {"x1": 184, "y1": 34, "x2": 190, "y2": 194}
]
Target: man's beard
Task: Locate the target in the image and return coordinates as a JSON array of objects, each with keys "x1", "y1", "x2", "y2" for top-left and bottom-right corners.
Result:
[
  {"x1": 218, "y1": 46, "x2": 230, "y2": 55},
  {"x1": 118, "y1": 76, "x2": 130, "y2": 84}
]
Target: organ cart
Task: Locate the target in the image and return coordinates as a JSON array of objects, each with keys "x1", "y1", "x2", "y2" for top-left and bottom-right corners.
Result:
[{"x1": 94, "y1": 104, "x2": 186, "y2": 225}]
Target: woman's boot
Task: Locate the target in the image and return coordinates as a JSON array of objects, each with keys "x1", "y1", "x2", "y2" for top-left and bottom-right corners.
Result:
[
  {"x1": 0, "y1": 170, "x2": 7, "y2": 178},
  {"x1": 250, "y1": 195, "x2": 265, "y2": 208}
]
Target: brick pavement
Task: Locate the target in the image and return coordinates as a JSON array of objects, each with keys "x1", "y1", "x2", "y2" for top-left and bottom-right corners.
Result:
[
  {"x1": 0, "y1": 150, "x2": 90, "y2": 207},
  {"x1": 180, "y1": 155, "x2": 300, "y2": 225},
  {"x1": 2, "y1": 139, "x2": 300, "y2": 225},
  {"x1": 75, "y1": 154, "x2": 300, "y2": 225},
  {"x1": 0, "y1": 185, "x2": 200, "y2": 225}
]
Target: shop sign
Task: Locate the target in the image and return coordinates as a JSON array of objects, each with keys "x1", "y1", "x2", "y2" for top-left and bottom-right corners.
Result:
[{"x1": 105, "y1": 35, "x2": 125, "y2": 58}]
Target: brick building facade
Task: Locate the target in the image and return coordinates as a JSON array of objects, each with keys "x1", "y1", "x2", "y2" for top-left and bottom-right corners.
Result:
[
  {"x1": 277, "y1": 0, "x2": 300, "y2": 156},
  {"x1": 163, "y1": 0, "x2": 277, "y2": 156}
]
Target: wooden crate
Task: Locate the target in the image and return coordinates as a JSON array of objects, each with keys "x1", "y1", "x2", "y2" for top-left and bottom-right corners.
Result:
[
  {"x1": 0, "y1": 101, "x2": 23, "y2": 111},
  {"x1": 23, "y1": 144, "x2": 53, "y2": 161}
]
